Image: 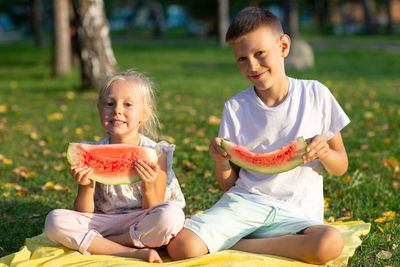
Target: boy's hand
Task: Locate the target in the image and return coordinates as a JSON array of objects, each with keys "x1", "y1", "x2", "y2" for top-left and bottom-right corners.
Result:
[
  {"x1": 135, "y1": 159, "x2": 160, "y2": 190},
  {"x1": 209, "y1": 137, "x2": 231, "y2": 162},
  {"x1": 303, "y1": 135, "x2": 330, "y2": 164},
  {"x1": 70, "y1": 165, "x2": 94, "y2": 186}
]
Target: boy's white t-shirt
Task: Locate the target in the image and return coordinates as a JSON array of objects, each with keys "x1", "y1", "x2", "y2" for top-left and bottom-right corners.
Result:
[{"x1": 219, "y1": 77, "x2": 350, "y2": 222}]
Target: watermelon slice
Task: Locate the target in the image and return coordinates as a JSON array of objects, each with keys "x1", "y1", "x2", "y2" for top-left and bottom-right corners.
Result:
[
  {"x1": 67, "y1": 143, "x2": 158, "y2": 185},
  {"x1": 221, "y1": 137, "x2": 307, "y2": 174}
]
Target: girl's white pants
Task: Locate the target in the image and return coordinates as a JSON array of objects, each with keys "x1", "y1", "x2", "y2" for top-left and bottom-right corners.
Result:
[{"x1": 44, "y1": 203, "x2": 185, "y2": 254}]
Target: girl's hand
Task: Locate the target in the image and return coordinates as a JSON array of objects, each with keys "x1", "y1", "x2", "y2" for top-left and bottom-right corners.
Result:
[
  {"x1": 209, "y1": 137, "x2": 231, "y2": 162},
  {"x1": 303, "y1": 135, "x2": 330, "y2": 164},
  {"x1": 135, "y1": 159, "x2": 160, "y2": 191},
  {"x1": 70, "y1": 165, "x2": 94, "y2": 186}
]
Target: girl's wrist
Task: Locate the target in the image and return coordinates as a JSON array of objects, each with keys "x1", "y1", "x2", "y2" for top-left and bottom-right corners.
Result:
[{"x1": 79, "y1": 180, "x2": 95, "y2": 190}]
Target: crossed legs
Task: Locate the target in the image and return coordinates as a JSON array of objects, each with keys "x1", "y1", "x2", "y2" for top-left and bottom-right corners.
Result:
[
  {"x1": 167, "y1": 224, "x2": 344, "y2": 265},
  {"x1": 45, "y1": 203, "x2": 185, "y2": 263}
]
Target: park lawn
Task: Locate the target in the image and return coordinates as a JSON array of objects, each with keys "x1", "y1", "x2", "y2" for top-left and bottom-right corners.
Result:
[{"x1": 0, "y1": 40, "x2": 399, "y2": 266}]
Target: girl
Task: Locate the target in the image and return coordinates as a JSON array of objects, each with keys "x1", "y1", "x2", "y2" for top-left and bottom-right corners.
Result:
[{"x1": 45, "y1": 70, "x2": 185, "y2": 263}]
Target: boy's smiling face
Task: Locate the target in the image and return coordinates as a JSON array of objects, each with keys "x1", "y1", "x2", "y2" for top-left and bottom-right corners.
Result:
[{"x1": 230, "y1": 25, "x2": 290, "y2": 93}]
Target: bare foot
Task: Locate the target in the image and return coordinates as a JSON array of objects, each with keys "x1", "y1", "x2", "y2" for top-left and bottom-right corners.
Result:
[{"x1": 133, "y1": 248, "x2": 163, "y2": 263}]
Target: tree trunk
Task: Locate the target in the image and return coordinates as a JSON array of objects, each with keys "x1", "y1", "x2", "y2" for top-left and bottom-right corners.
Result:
[
  {"x1": 72, "y1": 0, "x2": 118, "y2": 90},
  {"x1": 218, "y1": 0, "x2": 229, "y2": 46},
  {"x1": 386, "y1": 0, "x2": 393, "y2": 34},
  {"x1": 52, "y1": 0, "x2": 71, "y2": 77},
  {"x1": 361, "y1": 0, "x2": 377, "y2": 35},
  {"x1": 283, "y1": 0, "x2": 299, "y2": 38},
  {"x1": 315, "y1": 0, "x2": 329, "y2": 33},
  {"x1": 30, "y1": 0, "x2": 44, "y2": 49},
  {"x1": 283, "y1": 0, "x2": 314, "y2": 71}
]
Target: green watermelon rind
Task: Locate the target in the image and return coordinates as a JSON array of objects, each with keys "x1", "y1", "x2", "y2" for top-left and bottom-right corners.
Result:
[
  {"x1": 221, "y1": 137, "x2": 307, "y2": 174},
  {"x1": 67, "y1": 142, "x2": 158, "y2": 185}
]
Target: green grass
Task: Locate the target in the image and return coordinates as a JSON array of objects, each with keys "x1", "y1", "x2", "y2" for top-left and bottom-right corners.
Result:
[{"x1": 0, "y1": 39, "x2": 399, "y2": 266}]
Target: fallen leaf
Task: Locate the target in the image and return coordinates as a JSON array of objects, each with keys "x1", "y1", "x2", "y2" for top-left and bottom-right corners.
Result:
[
  {"x1": 374, "y1": 211, "x2": 397, "y2": 223},
  {"x1": 15, "y1": 187, "x2": 28, "y2": 196},
  {"x1": 48, "y1": 113, "x2": 63, "y2": 121},
  {"x1": 53, "y1": 184, "x2": 66, "y2": 191},
  {"x1": 2, "y1": 158, "x2": 12, "y2": 165},
  {"x1": 195, "y1": 128, "x2": 206, "y2": 137},
  {"x1": 188, "y1": 195, "x2": 201, "y2": 201},
  {"x1": 324, "y1": 197, "x2": 331, "y2": 210},
  {"x1": 159, "y1": 135, "x2": 175, "y2": 143},
  {"x1": 75, "y1": 128, "x2": 83, "y2": 135},
  {"x1": 194, "y1": 145, "x2": 208, "y2": 152},
  {"x1": 386, "y1": 234, "x2": 391, "y2": 242},
  {"x1": 66, "y1": 91, "x2": 75, "y2": 100},
  {"x1": 377, "y1": 225, "x2": 384, "y2": 233},
  {"x1": 12, "y1": 166, "x2": 28, "y2": 174},
  {"x1": 52, "y1": 164, "x2": 64, "y2": 171},
  {"x1": 376, "y1": 250, "x2": 392, "y2": 260},
  {"x1": 42, "y1": 181, "x2": 55, "y2": 191},
  {"x1": 203, "y1": 171, "x2": 212, "y2": 178},
  {"x1": 385, "y1": 157, "x2": 399, "y2": 168},
  {"x1": 0, "y1": 105, "x2": 7, "y2": 113},
  {"x1": 384, "y1": 138, "x2": 392, "y2": 144},
  {"x1": 9, "y1": 81, "x2": 18, "y2": 89},
  {"x1": 324, "y1": 216, "x2": 335, "y2": 223},
  {"x1": 363, "y1": 111, "x2": 374, "y2": 119},
  {"x1": 207, "y1": 115, "x2": 220, "y2": 126},
  {"x1": 30, "y1": 131, "x2": 38, "y2": 140},
  {"x1": 337, "y1": 212, "x2": 352, "y2": 221},
  {"x1": 342, "y1": 175, "x2": 352, "y2": 182},
  {"x1": 182, "y1": 160, "x2": 197, "y2": 171},
  {"x1": 392, "y1": 182, "x2": 399, "y2": 189},
  {"x1": 382, "y1": 211, "x2": 397, "y2": 220},
  {"x1": 206, "y1": 184, "x2": 219, "y2": 193}
]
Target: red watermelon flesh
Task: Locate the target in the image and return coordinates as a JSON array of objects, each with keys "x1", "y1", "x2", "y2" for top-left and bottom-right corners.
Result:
[
  {"x1": 221, "y1": 137, "x2": 307, "y2": 174},
  {"x1": 67, "y1": 143, "x2": 158, "y2": 185}
]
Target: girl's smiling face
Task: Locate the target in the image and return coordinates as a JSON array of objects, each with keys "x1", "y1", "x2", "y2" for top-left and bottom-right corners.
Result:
[{"x1": 98, "y1": 79, "x2": 150, "y2": 144}]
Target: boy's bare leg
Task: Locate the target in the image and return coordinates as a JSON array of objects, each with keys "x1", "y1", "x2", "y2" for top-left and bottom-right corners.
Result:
[
  {"x1": 167, "y1": 228, "x2": 209, "y2": 260},
  {"x1": 230, "y1": 225, "x2": 344, "y2": 265},
  {"x1": 87, "y1": 235, "x2": 163, "y2": 263}
]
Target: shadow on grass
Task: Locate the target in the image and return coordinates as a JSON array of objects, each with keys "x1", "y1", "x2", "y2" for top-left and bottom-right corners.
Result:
[{"x1": 0, "y1": 199, "x2": 53, "y2": 257}]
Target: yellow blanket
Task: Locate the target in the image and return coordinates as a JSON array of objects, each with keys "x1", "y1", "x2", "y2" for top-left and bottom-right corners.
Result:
[{"x1": 0, "y1": 221, "x2": 370, "y2": 267}]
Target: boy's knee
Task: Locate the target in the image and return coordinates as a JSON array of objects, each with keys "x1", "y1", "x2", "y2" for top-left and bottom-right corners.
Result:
[
  {"x1": 312, "y1": 226, "x2": 344, "y2": 264},
  {"x1": 167, "y1": 228, "x2": 208, "y2": 261}
]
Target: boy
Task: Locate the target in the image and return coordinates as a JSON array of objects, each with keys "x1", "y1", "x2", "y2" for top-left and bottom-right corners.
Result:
[{"x1": 167, "y1": 6, "x2": 349, "y2": 265}]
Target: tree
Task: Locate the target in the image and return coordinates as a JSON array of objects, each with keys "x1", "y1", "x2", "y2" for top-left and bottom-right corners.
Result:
[
  {"x1": 385, "y1": 0, "x2": 393, "y2": 34},
  {"x1": 72, "y1": 0, "x2": 118, "y2": 90},
  {"x1": 315, "y1": 0, "x2": 329, "y2": 33},
  {"x1": 361, "y1": 0, "x2": 377, "y2": 34},
  {"x1": 52, "y1": 0, "x2": 71, "y2": 77},
  {"x1": 218, "y1": 0, "x2": 229, "y2": 47},
  {"x1": 283, "y1": 0, "x2": 299, "y2": 38},
  {"x1": 30, "y1": 0, "x2": 44, "y2": 49},
  {"x1": 283, "y1": 0, "x2": 314, "y2": 71}
]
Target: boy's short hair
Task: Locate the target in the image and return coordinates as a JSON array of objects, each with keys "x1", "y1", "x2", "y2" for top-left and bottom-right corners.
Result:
[{"x1": 225, "y1": 6, "x2": 283, "y2": 42}]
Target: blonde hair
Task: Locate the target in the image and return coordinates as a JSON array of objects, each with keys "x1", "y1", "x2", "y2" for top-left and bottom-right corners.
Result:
[{"x1": 98, "y1": 70, "x2": 159, "y2": 139}]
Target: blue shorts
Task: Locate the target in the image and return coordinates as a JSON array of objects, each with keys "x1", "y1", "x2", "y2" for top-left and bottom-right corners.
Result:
[{"x1": 184, "y1": 192, "x2": 321, "y2": 253}]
